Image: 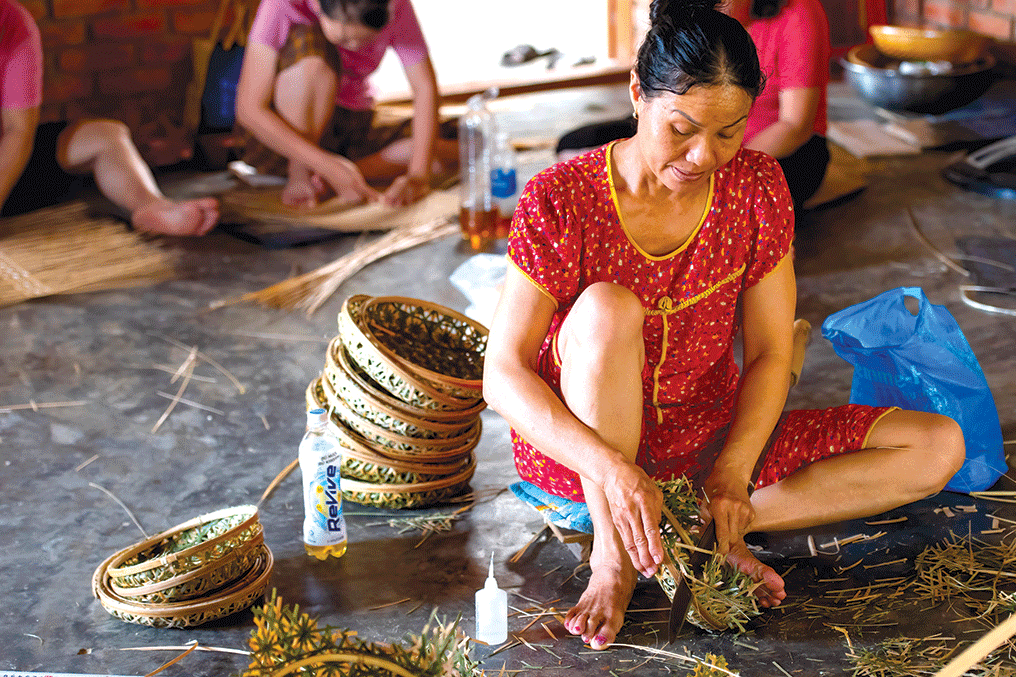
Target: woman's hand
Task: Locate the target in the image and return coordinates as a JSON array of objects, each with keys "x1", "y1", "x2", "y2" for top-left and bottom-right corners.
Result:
[
  {"x1": 382, "y1": 174, "x2": 431, "y2": 207},
  {"x1": 700, "y1": 470, "x2": 755, "y2": 556},
  {"x1": 600, "y1": 458, "x2": 664, "y2": 577},
  {"x1": 319, "y1": 153, "x2": 381, "y2": 205}
]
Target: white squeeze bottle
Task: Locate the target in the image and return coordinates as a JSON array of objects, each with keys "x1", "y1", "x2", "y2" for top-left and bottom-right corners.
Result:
[
  {"x1": 299, "y1": 408, "x2": 347, "y2": 559},
  {"x1": 475, "y1": 552, "x2": 508, "y2": 644}
]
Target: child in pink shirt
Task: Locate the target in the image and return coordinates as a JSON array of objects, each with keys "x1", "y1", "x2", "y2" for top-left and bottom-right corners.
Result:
[{"x1": 237, "y1": 0, "x2": 456, "y2": 208}]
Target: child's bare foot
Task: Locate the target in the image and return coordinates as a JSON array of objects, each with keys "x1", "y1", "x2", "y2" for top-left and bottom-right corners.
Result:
[
  {"x1": 563, "y1": 555, "x2": 638, "y2": 650},
  {"x1": 132, "y1": 197, "x2": 219, "y2": 237},
  {"x1": 725, "y1": 540, "x2": 786, "y2": 607}
]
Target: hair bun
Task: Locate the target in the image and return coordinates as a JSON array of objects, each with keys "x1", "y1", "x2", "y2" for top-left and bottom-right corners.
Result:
[{"x1": 649, "y1": 0, "x2": 722, "y2": 25}]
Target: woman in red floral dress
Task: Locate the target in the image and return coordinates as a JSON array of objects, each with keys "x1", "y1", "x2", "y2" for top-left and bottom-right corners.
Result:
[{"x1": 482, "y1": 0, "x2": 965, "y2": 651}]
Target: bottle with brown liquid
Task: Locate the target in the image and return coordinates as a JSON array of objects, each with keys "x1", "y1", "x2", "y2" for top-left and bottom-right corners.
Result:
[{"x1": 459, "y1": 88, "x2": 499, "y2": 251}]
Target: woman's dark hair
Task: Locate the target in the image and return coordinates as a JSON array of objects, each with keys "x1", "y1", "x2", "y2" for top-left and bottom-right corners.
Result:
[
  {"x1": 636, "y1": 0, "x2": 763, "y2": 99},
  {"x1": 319, "y1": 0, "x2": 389, "y2": 30}
]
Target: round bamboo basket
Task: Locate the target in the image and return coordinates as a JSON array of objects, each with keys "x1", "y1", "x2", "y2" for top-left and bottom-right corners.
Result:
[
  {"x1": 107, "y1": 505, "x2": 261, "y2": 588},
  {"x1": 357, "y1": 295, "x2": 487, "y2": 401},
  {"x1": 340, "y1": 455, "x2": 477, "y2": 509},
  {"x1": 327, "y1": 336, "x2": 486, "y2": 422},
  {"x1": 325, "y1": 337, "x2": 481, "y2": 439},
  {"x1": 108, "y1": 527, "x2": 265, "y2": 604},
  {"x1": 94, "y1": 544, "x2": 273, "y2": 628},
  {"x1": 338, "y1": 295, "x2": 481, "y2": 412},
  {"x1": 306, "y1": 377, "x2": 480, "y2": 463}
]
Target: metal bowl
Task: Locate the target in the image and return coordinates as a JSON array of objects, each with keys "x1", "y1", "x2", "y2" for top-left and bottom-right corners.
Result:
[{"x1": 842, "y1": 44, "x2": 996, "y2": 115}]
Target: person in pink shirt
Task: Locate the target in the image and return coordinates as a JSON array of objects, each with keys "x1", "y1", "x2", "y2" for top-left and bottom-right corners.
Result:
[
  {"x1": 0, "y1": 0, "x2": 218, "y2": 234},
  {"x1": 236, "y1": 0, "x2": 455, "y2": 208}
]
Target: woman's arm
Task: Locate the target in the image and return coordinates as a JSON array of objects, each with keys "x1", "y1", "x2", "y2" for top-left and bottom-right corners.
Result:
[
  {"x1": 0, "y1": 105, "x2": 39, "y2": 211},
  {"x1": 234, "y1": 42, "x2": 377, "y2": 203},
  {"x1": 743, "y1": 86, "x2": 820, "y2": 159},
  {"x1": 703, "y1": 253, "x2": 796, "y2": 553},
  {"x1": 382, "y1": 55, "x2": 440, "y2": 206}
]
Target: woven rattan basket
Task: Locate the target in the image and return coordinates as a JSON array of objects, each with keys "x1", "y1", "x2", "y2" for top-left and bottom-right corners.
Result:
[
  {"x1": 338, "y1": 295, "x2": 482, "y2": 412},
  {"x1": 107, "y1": 505, "x2": 261, "y2": 588},
  {"x1": 94, "y1": 544, "x2": 273, "y2": 628},
  {"x1": 325, "y1": 337, "x2": 480, "y2": 440},
  {"x1": 340, "y1": 455, "x2": 477, "y2": 509},
  {"x1": 357, "y1": 295, "x2": 487, "y2": 401},
  {"x1": 306, "y1": 377, "x2": 480, "y2": 463}
]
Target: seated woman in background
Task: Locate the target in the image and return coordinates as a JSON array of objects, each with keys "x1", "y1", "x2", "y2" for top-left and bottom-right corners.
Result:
[
  {"x1": 557, "y1": 0, "x2": 831, "y2": 210},
  {"x1": 235, "y1": 0, "x2": 457, "y2": 209},
  {"x1": 484, "y1": 0, "x2": 963, "y2": 651},
  {"x1": 1, "y1": 0, "x2": 218, "y2": 235}
]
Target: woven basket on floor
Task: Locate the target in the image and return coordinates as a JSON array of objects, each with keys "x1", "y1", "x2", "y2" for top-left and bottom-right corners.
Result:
[
  {"x1": 107, "y1": 505, "x2": 261, "y2": 588},
  {"x1": 324, "y1": 337, "x2": 481, "y2": 439},
  {"x1": 306, "y1": 377, "x2": 480, "y2": 463},
  {"x1": 339, "y1": 455, "x2": 477, "y2": 509},
  {"x1": 338, "y1": 295, "x2": 482, "y2": 412},
  {"x1": 357, "y1": 295, "x2": 487, "y2": 402},
  {"x1": 94, "y1": 544, "x2": 273, "y2": 629}
]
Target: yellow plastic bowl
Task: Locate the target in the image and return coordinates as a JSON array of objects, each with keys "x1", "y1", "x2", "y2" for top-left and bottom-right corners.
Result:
[{"x1": 869, "y1": 25, "x2": 990, "y2": 63}]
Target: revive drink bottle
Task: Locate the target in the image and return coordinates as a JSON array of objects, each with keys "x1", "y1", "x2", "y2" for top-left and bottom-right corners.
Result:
[{"x1": 299, "y1": 408, "x2": 347, "y2": 559}]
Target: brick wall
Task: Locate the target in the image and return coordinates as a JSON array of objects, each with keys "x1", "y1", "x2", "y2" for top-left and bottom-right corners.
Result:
[
  {"x1": 892, "y1": 0, "x2": 1016, "y2": 65},
  {"x1": 21, "y1": 0, "x2": 235, "y2": 157}
]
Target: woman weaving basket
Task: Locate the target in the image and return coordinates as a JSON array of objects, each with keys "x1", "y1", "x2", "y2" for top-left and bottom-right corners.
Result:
[{"x1": 482, "y1": 0, "x2": 965, "y2": 651}]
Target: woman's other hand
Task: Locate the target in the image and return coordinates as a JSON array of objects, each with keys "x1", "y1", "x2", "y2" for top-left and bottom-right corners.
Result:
[
  {"x1": 601, "y1": 458, "x2": 664, "y2": 577},
  {"x1": 320, "y1": 153, "x2": 380, "y2": 205},
  {"x1": 382, "y1": 174, "x2": 431, "y2": 207},
  {"x1": 700, "y1": 471, "x2": 755, "y2": 555}
]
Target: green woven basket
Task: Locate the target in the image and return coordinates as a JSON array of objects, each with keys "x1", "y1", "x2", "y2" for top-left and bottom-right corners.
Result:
[
  {"x1": 358, "y1": 295, "x2": 487, "y2": 401},
  {"x1": 339, "y1": 456, "x2": 477, "y2": 509},
  {"x1": 325, "y1": 337, "x2": 481, "y2": 440},
  {"x1": 338, "y1": 295, "x2": 482, "y2": 412},
  {"x1": 107, "y1": 506, "x2": 261, "y2": 589}
]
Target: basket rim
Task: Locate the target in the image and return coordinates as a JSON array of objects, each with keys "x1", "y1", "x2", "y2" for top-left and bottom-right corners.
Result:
[
  {"x1": 339, "y1": 454, "x2": 476, "y2": 494},
  {"x1": 358, "y1": 295, "x2": 487, "y2": 390},
  {"x1": 109, "y1": 528, "x2": 264, "y2": 597},
  {"x1": 306, "y1": 378, "x2": 480, "y2": 463},
  {"x1": 96, "y1": 544, "x2": 273, "y2": 618},
  {"x1": 327, "y1": 336, "x2": 486, "y2": 423},
  {"x1": 328, "y1": 413, "x2": 473, "y2": 475},
  {"x1": 339, "y1": 295, "x2": 482, "y2": 409},
  {"x1": 106, "y1": 505, "x2": 260, "y2": 579}
]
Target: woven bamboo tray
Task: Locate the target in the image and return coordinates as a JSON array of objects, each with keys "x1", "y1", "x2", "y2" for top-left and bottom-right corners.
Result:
[
  {"x1": 340, "y1": 455, "x2": 477, "y2": 509},
  {"x1": 318, "y1": 374, "x2": 480, "y2": 456},
  {"x1": 325, "y1": 337, "x2": 481, "y2": 439},
  {"x1": 358, "y1": 295, "x2": 487, "y2": 401},
  {"x1": 306, "y1": 377, "x2": 480, "y2": 463},
  {"x1": 107, "y1": 505, "x2": 260, "y2": 588},
  {"x1": 109, "y1": 527, "x2": 265, "y2": 604},
  {"x1": 94, "y1": 544, "x2": 273, "y2": 628},
  {"x1": 338, "y1": 295, "x2": 482, "y2": 412}
]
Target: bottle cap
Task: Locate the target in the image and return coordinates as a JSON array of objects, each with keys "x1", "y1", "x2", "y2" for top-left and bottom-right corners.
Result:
[{"x1": 306, "y1": 408, "x2": 328, "y2": 428}]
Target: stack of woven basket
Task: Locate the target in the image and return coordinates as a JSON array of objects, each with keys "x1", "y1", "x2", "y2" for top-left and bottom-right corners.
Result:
[
  {"x1": 92, "y1": 505, "x2": 272, "y2": 628},
  {"x1": 306, "y1": 294, "x2": 487, "y2": 509}
]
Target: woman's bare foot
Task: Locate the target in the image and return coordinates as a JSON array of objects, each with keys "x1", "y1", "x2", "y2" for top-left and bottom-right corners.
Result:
[
  {"x1": 725, "y1": 540, "x2": 786, "y2": 608},
  {"x1": 563, "y1": 549, "x2": 638, "y2": 650},
  {"x1": 132, "y1": 197, "x2": 219, "y2": 237}
]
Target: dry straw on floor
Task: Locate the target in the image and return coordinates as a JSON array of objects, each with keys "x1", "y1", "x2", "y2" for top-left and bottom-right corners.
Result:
[{"x1": 0, "y1": 201, "x2": 176, "y2": 307}]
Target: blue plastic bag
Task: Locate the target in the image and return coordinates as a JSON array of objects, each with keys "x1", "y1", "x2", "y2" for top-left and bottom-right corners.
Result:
[{"x1": 821, "y1": 287, "x2": 1006, "y2": 493}]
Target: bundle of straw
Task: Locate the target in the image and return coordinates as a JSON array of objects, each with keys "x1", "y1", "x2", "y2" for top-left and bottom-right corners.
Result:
[
  {"x1": 213, "y1": 216, "x2": 458, "y2": 315},
  {"x1": 0, "y1": 202, "x2": 176, "y2": 307}
]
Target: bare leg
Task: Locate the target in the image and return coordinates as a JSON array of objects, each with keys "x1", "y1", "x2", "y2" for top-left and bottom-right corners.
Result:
[
  {"x1": 355, "y1": 137, "x2": 459, "y2": 184},
  {"x1": 57, "y1": 120, "x2": 218, "y2": 237},
  {"x1": 557, "y1": 282, "x2": 646, "y2": 650},
  {"x1": 274, "y1": 55, "x2": 337, "y2": 207},
  {"x1": 737, "y1": 409, "x2": 965, "y2": 601}
]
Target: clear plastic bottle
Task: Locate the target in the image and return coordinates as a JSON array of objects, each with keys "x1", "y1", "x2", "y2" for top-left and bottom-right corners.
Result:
[
  {"x1": 490, "y1": 131, "x2": 518, "y2": 240},
  {"x1": 474, "y1": 552, "x2": 508, "y2": 645},
  {"x1": 458, "y1": 87, "x2": 499, "y2": 251},
  {"x1": 299, "y1": 408, "x2": 347, "y2": 560}
]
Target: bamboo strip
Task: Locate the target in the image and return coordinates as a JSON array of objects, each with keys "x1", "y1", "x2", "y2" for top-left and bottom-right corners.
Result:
[{"x1": 933, "y1": 613, "x2": 1016, "y2": 677}]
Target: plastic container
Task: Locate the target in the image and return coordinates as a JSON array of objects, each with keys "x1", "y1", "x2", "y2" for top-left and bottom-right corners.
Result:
[
  {"x1": 490, "y1": 131, "x2": 518, "y2": 239},
  {"x1": 459, "y1": 87, "x2": 499, "y2": 251},
  {"x1": 474, "y1": 552, "x2": 508, "y2": 644},
  {"x1": 299, "y1": 408, "x2": 348, "y2": 560}
]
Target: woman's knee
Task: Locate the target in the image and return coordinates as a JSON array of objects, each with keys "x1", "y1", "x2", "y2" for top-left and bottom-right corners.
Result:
[
  {"x1": 562, "y1": 283, "x2": 645, "y2": 354},
  {"x1": 921, "y1": 413, "x2": 966, "y2": 491},
  {"x1": 58, "y1": 118, "x2": 132, "y2": 170}
]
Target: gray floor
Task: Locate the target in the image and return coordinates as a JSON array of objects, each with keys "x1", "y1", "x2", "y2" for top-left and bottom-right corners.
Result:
[{"x1": 2, "y1": 83, "x2": 1016, "y2": 676}]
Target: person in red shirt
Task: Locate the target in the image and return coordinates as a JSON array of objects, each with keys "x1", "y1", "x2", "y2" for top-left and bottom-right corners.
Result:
[
  {"x1": 0, "y1": 0, "x2": 218, "y2": 234},
  {"x1": 484, "y1": 0, "x2": 964, "y2": 651}
]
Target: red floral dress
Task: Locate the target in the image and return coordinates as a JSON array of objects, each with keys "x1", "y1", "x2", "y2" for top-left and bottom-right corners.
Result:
[{"x1": 507, "y1": 142, "x2": 892, "y2": 501}]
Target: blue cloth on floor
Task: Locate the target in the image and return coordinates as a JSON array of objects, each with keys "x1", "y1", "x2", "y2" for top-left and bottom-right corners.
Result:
[{"x1": 510, "y1": 481, "x2": 593, "y2": 534}]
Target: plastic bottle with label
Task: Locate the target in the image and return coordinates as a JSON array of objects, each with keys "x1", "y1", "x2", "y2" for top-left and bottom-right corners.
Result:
[
  {"x1": 490, "y1": 131, "x2": 518, "y2": 239},
  {"x1": 458, "y1": 87, "x2": 499, "y2": 251},
  {"x1": 299, "y1": 408, "x2": 347, "y2": 560}
]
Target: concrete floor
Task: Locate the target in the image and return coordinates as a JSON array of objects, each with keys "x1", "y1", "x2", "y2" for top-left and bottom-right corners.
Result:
[{"x1": 2, "y1": 82, "x2": 1016, "y2": 676}]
